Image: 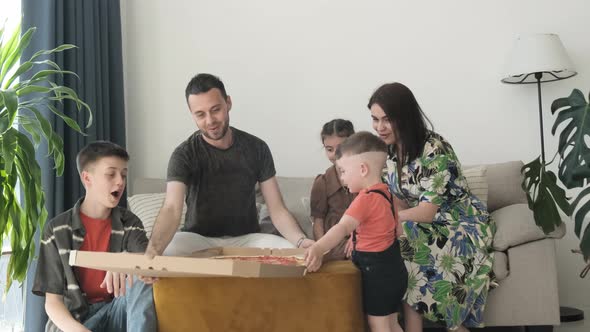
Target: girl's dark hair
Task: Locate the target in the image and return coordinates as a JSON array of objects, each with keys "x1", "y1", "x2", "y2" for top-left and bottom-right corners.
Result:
[
  {"x1": 320, "y1": 119, "x2": 355, "y2": 143},
  {"x1": 367, "y1": 83, "x2": 433, "y2": 164}
]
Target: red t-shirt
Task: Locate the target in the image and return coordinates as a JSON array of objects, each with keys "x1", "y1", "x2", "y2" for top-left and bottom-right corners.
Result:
[
  {"x1": 76, "y1": 212, "x2": 112, "y2": 303},
  {"x1": 344, "y1": 183, "x2": 397, "y2": 252}
]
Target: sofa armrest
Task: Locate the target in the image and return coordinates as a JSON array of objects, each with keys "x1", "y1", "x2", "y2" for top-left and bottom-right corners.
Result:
[
  {"x1": 484, "y1": 238, "x2": 561, "y2": 326},
  {"x1": 491, "y1": 203, "x2": 566, "y2": 251}
]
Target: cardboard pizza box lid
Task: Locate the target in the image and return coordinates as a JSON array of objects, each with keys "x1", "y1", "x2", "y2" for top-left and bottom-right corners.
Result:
[{"x1": 69, "y1": 247, "x2": 307, "y2": 278}]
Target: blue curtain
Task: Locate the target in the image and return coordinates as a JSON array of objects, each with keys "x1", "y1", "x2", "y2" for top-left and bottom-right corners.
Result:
[{"x1": 21, "y1": 0, "x2": 126, "y2": 330}]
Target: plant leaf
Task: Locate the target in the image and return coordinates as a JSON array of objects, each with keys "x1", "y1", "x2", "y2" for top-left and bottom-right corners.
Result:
[
  {"x1": 521, "y1": 158, "x2": 568, "y2": 233},
  {"x1": 4, "y1": 61, "x2": 33, "y2": 89},
  {"x1": 1, "y1": 127, "x2": 17, "y2": 175},
  {"x1": 0, "y1": 89, "x2": 17, "y2": 125},
  {"x1": 0, "y1": 22, "x2": 21, "y2": 83},
  {"x1": 570, "y1": 186, "x2": 590, "y2": 238},
  {"x1": 29, "y1": 44, "x2": 76, "y2": 62},
  {"x1": 0, "y1": 26, "x2": 34, "y2": 88},
  {"x1": 46, "y1": 103, "x2": 84, "y2": 133},
  {"x1": 0, "y1": 111, "x2": 9, "y2": 134},
  {"x1": 16, "y1": 84, "x2": 52, "y2": 97},
  {"x1": 551, "y1": 89, "x2": 590, "y2": 189},
  {"x1": 29, "y1": 69, "x2": 78, "y2": 82}
]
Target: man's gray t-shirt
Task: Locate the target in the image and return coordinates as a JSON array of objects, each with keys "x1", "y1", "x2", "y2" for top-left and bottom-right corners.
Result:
[{"x1": 167, "y1": 127, "x2": 276, "y2": 237}]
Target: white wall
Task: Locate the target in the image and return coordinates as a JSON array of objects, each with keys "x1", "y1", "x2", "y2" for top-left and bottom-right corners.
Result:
[{"x1": 121, "y1": 0, "x2": 590, "y2": 313}]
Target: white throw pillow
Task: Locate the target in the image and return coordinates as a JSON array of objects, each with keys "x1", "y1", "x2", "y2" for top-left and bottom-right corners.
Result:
[
  {"x1": 127, "y1": 193, "x2": 186, "y2": 238},
  {"x1": 463, "y1": 166, "x2": 488, "y2": 207},
  {"x1": 491, "y1": 203, "x2": 566, "y2": 251}
]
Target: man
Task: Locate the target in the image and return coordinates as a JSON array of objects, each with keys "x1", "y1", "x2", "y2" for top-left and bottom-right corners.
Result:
[{"x1": 146, "y1": 73, "x2": 313, "y2": 257}]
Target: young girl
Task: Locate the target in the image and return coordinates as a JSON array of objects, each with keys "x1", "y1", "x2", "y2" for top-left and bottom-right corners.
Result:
[{"x1": 309, "y1": 119, "x2": 356, "y2": 260}]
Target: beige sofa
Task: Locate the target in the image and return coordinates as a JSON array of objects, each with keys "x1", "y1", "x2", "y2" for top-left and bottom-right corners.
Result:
[{"x1": 129, "y1": 160, "x2": 565, "y2": 330}]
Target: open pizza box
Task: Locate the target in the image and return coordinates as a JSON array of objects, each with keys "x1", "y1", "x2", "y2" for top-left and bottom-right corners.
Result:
[{"x1": 69, "y1": 247, "x2": 308, "y2": 278}]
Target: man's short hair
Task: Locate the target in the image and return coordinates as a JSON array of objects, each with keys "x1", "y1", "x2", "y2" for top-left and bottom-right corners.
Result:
[
  {"x1": 185, "y1": 73, "x2": 228, "y2": 102},
  {"x1": 76, "y1": 141, "x2": 129, "y2": 174},
  {"x1": 335, "y1": 131, "x2": 387, "y2": 159}
]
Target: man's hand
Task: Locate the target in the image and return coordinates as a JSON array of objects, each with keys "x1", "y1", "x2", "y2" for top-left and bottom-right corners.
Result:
[
  {"x1": 144, "y1": 246, "x2": 159, "y2": 260},
  {"x1": 100, "y1": 271, "x2": 132, "y2": 297},
  {"x1": 304, "y1": 244, "x2": 325, "y2": 272}
]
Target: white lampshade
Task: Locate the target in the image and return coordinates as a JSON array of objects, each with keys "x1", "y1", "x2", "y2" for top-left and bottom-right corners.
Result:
[{"x1": 501, "y1": 33, "x2": 577, "y2": 84}]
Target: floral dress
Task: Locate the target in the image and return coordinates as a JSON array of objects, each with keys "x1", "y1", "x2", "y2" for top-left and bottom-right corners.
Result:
[{"x1": 383, "y1": 132, "x2": 495, "y2": 329}]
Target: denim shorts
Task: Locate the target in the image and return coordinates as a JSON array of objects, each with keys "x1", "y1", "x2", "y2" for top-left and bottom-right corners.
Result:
[{"x1": 352, "y1": 241, "x2": 408, "y2": 316}]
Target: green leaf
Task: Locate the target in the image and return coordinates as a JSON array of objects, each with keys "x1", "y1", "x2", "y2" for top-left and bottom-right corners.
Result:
[
  {"x1": 551, "y1": 89, "x2": 590, "y2": 189},
  {"x1": 1, "y1": 127, "x2": 17, "y2": 175},
  {"x1": 16, "y1": 84, "x2": 52, "y2": 96},
  {"x1": 0, "y1": 22, "x2": 21, "y2": 82},
  {"x1": 29, "y1": 44, "x2": 76, "y2": 61},
  {"x1": 20, "y1": 121, "x2": 42, "y2": 145},
  {"x1": 0, "y1": 111, "x2": 9, "y2": 134},
  {"x1": 0, "y1": 89, "x2": 17, "y2": 125},
  {"x1": 0, "y1": 26, "x2": 34, "y2": 87},
  {"x1": 4, "y1": 61, "x2": 33, "y2": 89},
  {"x1": 521, "y1": 158, "x2": 568, "y2": 233},
  {"x1": 570, "y1": 186, "x2": 590, "y2": 238},
  {"x1": 29, "y1": 69, "x2": 78, "y2": 82},
  {"x1": 46, "y1": 103, "x2": 84, "y2": 133}
]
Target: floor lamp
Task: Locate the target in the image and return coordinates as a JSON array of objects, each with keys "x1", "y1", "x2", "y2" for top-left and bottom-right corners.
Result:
[{"x1": 501, "y1": 33, "x2": 583, "y2": 322}]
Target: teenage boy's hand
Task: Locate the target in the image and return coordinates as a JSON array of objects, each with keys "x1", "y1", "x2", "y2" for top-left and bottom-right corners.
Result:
[
  {"x1": 100, "y1": 271, "x2": 132, "y2": 297},
  {"x1": 139, "y1": 275, "x2": 159, "y2": 284}
]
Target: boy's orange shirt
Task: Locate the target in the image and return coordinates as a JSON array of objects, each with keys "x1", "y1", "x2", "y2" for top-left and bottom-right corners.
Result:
[
  {"x1": 344, "y1": 183, "x2": 397, "y2": 252},
  {"x1": 76, "y1": 212, "x2": 112, "y2": 304}
]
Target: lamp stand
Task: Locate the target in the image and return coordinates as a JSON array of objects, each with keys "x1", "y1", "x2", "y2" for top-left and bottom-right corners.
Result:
[
  {"x1": 535, "y1": 72, "x2": 546, "y2": 164},
  {"x1": 535, "y1": 71, "x2": 586, "y2": 323}
]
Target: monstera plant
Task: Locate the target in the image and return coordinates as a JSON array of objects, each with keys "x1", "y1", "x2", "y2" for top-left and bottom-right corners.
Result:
[
  {"x1": 0, "y1": 23, "x2": 91, "y2": 291},
  {"x1": 522, "y1": 88, "x2": 590, "y2": 277}
]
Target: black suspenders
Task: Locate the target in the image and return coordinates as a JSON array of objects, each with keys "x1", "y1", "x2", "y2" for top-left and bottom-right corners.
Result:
[{"x1": 352, "y1": 189, "x2": 396, "y2": 251}]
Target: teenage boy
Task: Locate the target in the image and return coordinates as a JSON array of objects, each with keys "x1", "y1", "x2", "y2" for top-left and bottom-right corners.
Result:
[{"x1": 32, "y1": 141, "x2": 157, "y2": 332}]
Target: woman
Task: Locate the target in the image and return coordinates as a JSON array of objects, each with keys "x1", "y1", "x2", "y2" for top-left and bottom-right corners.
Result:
[{"x1": 367, "y1": 83, "x2": 495, "y2": 332}]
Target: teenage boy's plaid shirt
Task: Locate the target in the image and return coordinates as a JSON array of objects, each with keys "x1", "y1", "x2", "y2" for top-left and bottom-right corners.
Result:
[{"x1": 32, "y1": 197, "x2": 149, "y2": 321}]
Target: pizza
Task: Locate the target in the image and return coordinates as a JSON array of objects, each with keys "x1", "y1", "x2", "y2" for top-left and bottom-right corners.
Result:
[{"x1": 213, "y1": 255, "x2": 305, "y2": 266}]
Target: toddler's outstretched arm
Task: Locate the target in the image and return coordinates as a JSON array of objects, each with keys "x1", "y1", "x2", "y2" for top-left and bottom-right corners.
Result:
[{"x1": 305, "y1": 215, "x2": 359, "y2": 272}]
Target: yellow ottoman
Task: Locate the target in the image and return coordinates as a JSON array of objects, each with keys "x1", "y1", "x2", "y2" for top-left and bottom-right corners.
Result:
[{"x1": 153, "y1": 260, "x2": 365, "y2": 332}]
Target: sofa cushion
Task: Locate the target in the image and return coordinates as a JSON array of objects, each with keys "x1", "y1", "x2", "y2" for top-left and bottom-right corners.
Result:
[
  {"x1": 275, "y1": 177, "x2": 315, "y2": 238},
  {"x1": 463, "y1": 166, "x2": 488, "y2": 207},
  {"x1": 128, "y1": 193, "x2": 187, "y2": 238},
  {"x1": 485, "y1": 161, "x2": 528, "y2": 212},
  {"x1": 491, "y1": 203, "x2": 566, "y2": 251},
  {"x1": 492, "y1": 251, "x2": 509, "y2": 280}
]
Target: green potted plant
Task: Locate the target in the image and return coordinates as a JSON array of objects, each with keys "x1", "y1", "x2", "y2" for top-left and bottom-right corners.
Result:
[
  {"x1": 0, "y1": 22, "x2": 91, "y2": 291},
  {"x1": 522, "y1": 88, "x2": 590, "y2": 277}
]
